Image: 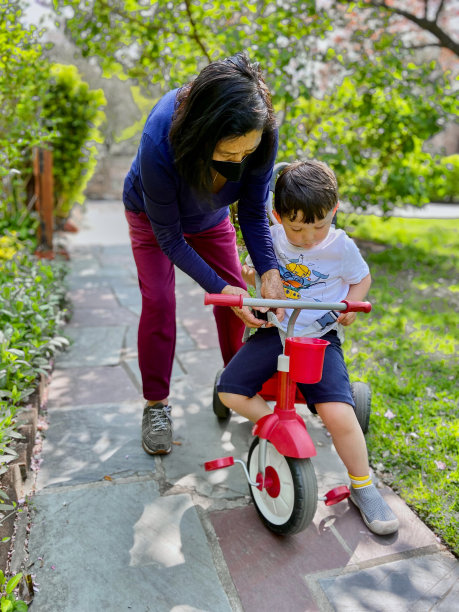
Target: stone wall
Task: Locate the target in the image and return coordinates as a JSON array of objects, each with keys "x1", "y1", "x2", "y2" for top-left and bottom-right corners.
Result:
[{"x1": 85, "y1": 154, "x2": 135, "y2": 201}]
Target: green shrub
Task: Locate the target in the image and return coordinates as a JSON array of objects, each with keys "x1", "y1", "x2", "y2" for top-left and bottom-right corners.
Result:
[
  {"x1": 0, "y1": 249, "x2": 69, "y2": 482},
  {"x1": 1, "y1": 5, "x2": 107, "y2": 240},
  {"x1": 0, "y1": 1, "x2": 51, "y2": 240},
  {"x1": 0, "y1": 570, "x2": 27, "y2": 611},
  {"x1": 428, "y1": 155, "x2": 459, "y2": 203},
  {"x1": 277, "y1": 59, "x2": 456, "y2": 213},
  {"x1": 42, "y1": 64, "x2": 106, "y2": 221}
]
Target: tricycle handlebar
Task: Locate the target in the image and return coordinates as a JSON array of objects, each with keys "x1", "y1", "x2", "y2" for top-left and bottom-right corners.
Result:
[{"x1": 204, "y1": 294, "x2": 371, "y2": 313}]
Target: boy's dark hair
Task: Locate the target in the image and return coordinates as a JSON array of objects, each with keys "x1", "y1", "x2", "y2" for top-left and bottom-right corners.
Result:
[
  {"x1": 169, "y1": 52, "x2": 277, "y2": 195},
  {"x1": 274, "y1": 160, "x2": 338, "y2": 224}
]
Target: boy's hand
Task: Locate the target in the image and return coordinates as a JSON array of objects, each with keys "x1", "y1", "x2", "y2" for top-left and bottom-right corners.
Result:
[
  {"x1": 337, "y1": 312, "x2": 357, "y2": 326},
  {"x1": 340, "y1": 274, "x2": 372, "y2": 327}
]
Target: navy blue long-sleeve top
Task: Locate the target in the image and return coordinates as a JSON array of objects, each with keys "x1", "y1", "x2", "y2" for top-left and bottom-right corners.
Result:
[{"x1": 123, "y1": 89, "x2": 279, "y2": 294}]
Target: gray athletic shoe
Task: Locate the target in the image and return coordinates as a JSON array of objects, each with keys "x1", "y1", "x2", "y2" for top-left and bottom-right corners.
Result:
[
  {"x1": 350, "y1": 484, "x2": 399, "y2": 535},
  {"x1": 142, "y1": 402, "x2": 172, "y2": 455}
]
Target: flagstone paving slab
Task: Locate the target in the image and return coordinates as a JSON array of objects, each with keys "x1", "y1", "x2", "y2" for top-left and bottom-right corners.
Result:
[
  {"x1": 28, "y1": 484, "x2": 232, "y2": 612},
  {"x1": 318, "y1": 551, "x2": 459, "y2": 612},
  {"x1": 160, "y1": 379, "x2": 252, "y2": 499},
  {"x1": 67, "y1": 306, "x2": 139, "y2": 327},
  {"x1": 329, "y1": 486, "x2": 441, "y2": 563},
  {"x1": 56, "y1": 325, "x2": 126, "y2": 368},
  {"x1": 47, "y1": 365, "x2": 140, "y2": 407},
  {"x1": 210, "y1": 504, "x2": 351, "y2": 612},
  {"x1": 178, "y1": 347, "x2": 223, "y2": 385},
  {"x1": 36, "y1": 401, "x2": 153, "y2": 489},
  {"x1": 111, "y1": 283, "x2": 142, "y2": 315},
  {"x1": 67, "y1": 286, "x2": 119, "y2": 309}
]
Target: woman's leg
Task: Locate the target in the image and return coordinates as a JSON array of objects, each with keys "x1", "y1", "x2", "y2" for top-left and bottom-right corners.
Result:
[
  {"x1": 125, "y1": 210, "x2": 175, "y2": 402},
  {"x1": 186, "y1": 216, "x2": 246, "y2": 365}
]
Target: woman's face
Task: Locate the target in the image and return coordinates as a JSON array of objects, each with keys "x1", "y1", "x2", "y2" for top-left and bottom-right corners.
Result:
[{"x1": 212, "y1": 130, "x2": 263, "y2": 163}]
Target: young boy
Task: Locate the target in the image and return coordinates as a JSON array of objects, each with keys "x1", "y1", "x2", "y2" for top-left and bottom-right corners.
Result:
[{"x1": 217, "y1": 160, "x2": 399, "y2": 535}]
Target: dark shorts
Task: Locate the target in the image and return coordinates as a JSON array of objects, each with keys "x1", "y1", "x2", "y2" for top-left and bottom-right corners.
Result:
[{"x1": 217, "y1": 328, "x2": 355, "y2": 410}]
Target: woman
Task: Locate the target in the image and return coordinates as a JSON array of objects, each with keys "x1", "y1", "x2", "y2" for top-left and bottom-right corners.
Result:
[{"x1": 123, "y1": 52, "x2": 284, "y2": 456}]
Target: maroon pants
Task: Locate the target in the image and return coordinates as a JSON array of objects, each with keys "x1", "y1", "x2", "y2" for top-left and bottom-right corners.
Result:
[{"x1": 125, "y1": 210, "x2": 246, "y2": 400}]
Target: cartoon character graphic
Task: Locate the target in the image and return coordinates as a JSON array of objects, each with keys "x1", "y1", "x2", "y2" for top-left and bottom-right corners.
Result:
[{"x1": 279, "y1": 254, "x2": 329, "y2": 299}]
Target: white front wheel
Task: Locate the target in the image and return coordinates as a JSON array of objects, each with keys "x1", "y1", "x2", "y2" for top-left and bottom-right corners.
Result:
[{"x1": 247, "y1": 438, "x2": 317, "y2": 535}]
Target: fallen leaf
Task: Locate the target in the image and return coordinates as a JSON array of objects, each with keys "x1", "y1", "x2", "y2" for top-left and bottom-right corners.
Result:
[{"x1": 103, "y1": 475, "x2": 113, "y2": 481}]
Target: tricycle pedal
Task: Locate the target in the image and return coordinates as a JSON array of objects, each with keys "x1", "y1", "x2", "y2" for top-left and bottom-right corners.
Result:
[
  {"x1": 204, "y1": 456, "x2": 235, "y2": 471},
  {"x1": 320, "y1": 485, "x2": 351, "y2": 506}
]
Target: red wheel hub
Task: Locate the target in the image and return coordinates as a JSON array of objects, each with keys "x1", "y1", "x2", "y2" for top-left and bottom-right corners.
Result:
[{"x1": 256, "y1": 466, "x2": 280, "y2": 497}]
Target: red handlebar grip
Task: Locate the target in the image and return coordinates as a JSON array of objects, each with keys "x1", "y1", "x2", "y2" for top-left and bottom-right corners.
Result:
[
  {"x1": 204, "y1": 293, "x2": 243, "y2": 308},
  {"x1": 341, "y1": 300, "x2": 372, "y2": 313}
]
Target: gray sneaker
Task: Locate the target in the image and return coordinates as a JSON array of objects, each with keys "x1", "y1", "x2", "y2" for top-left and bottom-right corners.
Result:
[
  {"x1": 142, "y1": 402, "x2": 172, "y2": 455},
  {"x1": 350, "y1": 484, "x2": 399, "y2": 535}
]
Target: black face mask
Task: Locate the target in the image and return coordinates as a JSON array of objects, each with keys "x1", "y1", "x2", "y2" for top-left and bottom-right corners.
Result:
[{"x1": 211, "y1": 154, "x2": 251, "y2": 183}]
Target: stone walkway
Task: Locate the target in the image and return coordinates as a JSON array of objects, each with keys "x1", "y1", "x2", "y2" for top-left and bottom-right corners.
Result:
[{"x1": 26, "y1": 201, "x2": 458, "y2": 611}]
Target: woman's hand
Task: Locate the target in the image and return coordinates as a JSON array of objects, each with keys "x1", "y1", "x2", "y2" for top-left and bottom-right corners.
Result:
[
  {"x1": 260, "y1": 269, "x2": 285, "y2": 322},
  {"x1": 241, "y1": 264, "x2": 256, "y2": 288},
  {"x1": 221, "y1": 285, "x2": 267, "y2": 328}
]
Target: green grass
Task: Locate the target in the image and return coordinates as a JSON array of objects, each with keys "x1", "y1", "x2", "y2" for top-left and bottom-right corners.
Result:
[{"x1": 342, "y1": 215, "x2": 458, "y2": 554}]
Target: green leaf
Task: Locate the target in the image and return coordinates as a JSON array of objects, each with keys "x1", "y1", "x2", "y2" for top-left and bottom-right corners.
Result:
[
  {"x1": 0, "y1": 598, "x2": 13, "y2": 612},
  {"x1": 5, "y1": 573, "x2": 22, "y2": 595}
]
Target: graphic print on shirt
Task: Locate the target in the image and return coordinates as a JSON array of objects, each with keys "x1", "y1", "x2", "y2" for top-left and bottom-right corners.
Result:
[{"x1": 278, "y1": 253, "x2": 329, "y2": 299}]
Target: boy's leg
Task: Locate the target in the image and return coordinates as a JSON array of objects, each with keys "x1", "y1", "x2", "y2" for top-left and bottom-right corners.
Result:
[
  {"x1": 315, "y1": 401, "x2": 369, "y2": 477},
  {"x1": 299, "y1": 331, "x2": 398, "y2": 535},
  {"x1": 217, "y1": 328, "x2": 281, "y2": 423},
  {"x1": 318, "y1": 401, "x2": 399, "y2": 534},
  {"x1": 185, "y1": 217, "x2": 246, "y2": 365},
  {"x1": 219, "y1": 392, "x2": 271, "y2": 424}
]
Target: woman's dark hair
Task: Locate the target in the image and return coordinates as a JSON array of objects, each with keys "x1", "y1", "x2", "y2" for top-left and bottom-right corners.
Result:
[
  {"x1": 169, "y1": 52, "x2": 277, "y2": 194},
  {"x1": 274, "y1": 160, "x2": 338, "y2": 224}
]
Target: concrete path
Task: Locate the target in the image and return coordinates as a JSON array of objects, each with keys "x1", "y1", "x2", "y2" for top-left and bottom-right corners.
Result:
[{"x1": 26, "y1": 201, "x2": 458, "y2": 611}]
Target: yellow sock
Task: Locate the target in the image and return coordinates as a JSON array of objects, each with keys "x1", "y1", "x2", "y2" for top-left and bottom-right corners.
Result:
[{"x1": 348, "y1": 473, "x2": 372, "y2": 489}]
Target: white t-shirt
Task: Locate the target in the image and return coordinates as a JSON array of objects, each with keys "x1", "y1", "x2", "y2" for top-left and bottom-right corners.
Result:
[{"x1": 264, "y1": 224, "x2": 369, "y2": 335}]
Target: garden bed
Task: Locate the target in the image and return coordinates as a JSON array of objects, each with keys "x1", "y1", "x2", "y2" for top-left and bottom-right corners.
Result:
[{"x1": 0, "y1": 246, "x2": 70, "y2": 605}]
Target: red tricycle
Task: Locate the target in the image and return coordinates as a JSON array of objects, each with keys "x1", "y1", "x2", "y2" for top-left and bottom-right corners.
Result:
[{"x1": 204, "y1": 294, "x2": 372, "y2": 535}]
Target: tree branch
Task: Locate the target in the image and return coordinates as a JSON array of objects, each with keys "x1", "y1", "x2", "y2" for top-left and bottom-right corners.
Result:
[
  {"x1": 360, "y1": 0, "x2": 459, "y2": 57},
  {"x1": 184, "y1": 0, "x2": 211, "y2": 63},
  {"x1": 435, "y1": 0, "x2": 446, "y2": 22}
]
